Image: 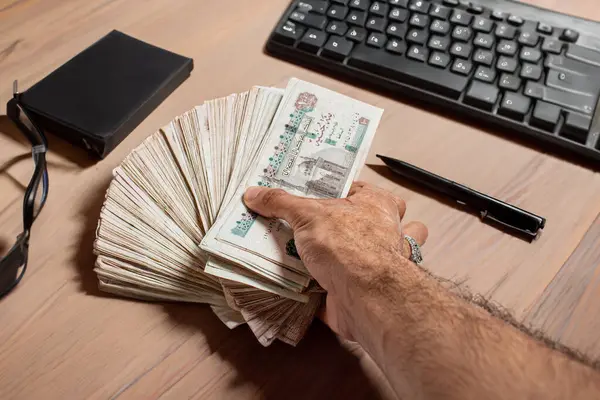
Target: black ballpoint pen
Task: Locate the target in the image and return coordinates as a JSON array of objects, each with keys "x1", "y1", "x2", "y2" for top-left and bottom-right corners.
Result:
[{"x1": 376, "y1": 155, "x2": 546, "y2": 241}]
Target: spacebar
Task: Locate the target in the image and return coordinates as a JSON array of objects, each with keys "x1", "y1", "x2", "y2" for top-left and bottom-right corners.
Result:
[{"x1": 347, "y1": 44, "x2": 468, "y2": 99}]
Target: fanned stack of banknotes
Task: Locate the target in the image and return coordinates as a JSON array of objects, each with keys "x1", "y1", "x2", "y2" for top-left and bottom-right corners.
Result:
[{"x1": 94, "y1": 78, "x2": 383, "y2": 346}]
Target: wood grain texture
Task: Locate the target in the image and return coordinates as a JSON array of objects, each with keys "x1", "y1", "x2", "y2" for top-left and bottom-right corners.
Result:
[
  {"x1": 525, "y1": 214, "x2": 600, "y2": 357},
  {"x1": 0, "y1": 0, "x2": 599, "y2": 398}
]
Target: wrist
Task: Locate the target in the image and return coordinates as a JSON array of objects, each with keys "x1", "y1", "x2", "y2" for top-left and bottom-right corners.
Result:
[{"x1": 341, "y1": 256, "x2": 432, "y2": 351}]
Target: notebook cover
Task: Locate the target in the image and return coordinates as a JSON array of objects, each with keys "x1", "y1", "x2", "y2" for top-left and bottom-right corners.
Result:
[{"x1": 16, "y1": 30, "x2": 193, "y2": 158}]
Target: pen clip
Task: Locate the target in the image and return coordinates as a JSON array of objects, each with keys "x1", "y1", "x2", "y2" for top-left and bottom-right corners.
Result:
[{"x1": 480, "y1": 210, "x2": 540, "y2": 241}]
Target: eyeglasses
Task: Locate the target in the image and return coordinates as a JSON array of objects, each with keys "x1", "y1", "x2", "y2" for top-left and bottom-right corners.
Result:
[{"x1": 1, "y1": 81, "x2": 49, "y2": 299}]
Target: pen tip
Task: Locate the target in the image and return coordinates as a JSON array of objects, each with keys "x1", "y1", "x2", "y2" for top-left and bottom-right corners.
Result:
[{"x1": 376, "y1": 154, "x2": 390, "y2": 164}]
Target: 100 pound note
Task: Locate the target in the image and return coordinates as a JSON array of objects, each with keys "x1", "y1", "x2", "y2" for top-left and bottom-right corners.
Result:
[{"x1": 201, "y1": 78, "x2": 383, "y2": 291}]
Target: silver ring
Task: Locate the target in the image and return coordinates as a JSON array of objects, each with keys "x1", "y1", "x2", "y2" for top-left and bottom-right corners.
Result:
[{"x1": 404, "y1": 235, "x2": 423, "y2": 265}]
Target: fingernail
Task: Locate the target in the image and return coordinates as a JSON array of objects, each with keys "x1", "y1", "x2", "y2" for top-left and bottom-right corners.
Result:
[{"x1": 244, "y1": 186, "x2": 263, "y2": 202}]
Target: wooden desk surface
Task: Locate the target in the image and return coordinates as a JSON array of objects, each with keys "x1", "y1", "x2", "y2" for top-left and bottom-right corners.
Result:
[{"x1": 1, "y1": 0, "x2": 600, "y2": 398}]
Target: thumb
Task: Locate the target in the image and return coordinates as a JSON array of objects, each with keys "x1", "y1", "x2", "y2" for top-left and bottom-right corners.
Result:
[{"x1": 243, "y1": 187, "x2": 316, "y2": 229}]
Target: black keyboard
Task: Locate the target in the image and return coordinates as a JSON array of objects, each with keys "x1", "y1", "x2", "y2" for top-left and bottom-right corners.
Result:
[{"x1": 265, "y1": 0, "x2": 600, "y2": 167}]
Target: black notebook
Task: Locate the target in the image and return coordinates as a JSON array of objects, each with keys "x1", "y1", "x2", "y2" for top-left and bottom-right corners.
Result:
[{"x1": 10, "y1": 30, "x2": 193, "y2": 158}]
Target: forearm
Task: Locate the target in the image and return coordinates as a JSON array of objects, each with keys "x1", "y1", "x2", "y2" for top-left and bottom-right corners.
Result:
[{"x1": 345, "y1": 259, "x2": 600, "y2": 400}]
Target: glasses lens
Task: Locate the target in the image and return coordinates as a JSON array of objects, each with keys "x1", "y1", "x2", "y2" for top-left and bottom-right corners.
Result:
[{"x1": 0, "y1": 241, "x2": 27, "y2": 298}]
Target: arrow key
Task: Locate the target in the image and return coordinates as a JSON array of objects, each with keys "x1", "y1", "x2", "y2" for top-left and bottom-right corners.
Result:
[{"x1": 499, "y1": 92, "x2": 531, "y2": 121}]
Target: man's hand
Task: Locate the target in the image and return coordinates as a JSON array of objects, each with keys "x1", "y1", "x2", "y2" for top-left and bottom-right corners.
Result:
[
  {"x1": 244, "y1": 182, "x2": 600, "y2": 400},
  {"x1": 243, "y1": 181, "x2": 427, "y2": 340}
]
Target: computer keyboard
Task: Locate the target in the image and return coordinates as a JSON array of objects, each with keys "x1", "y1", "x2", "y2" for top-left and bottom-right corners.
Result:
[{"x1": 265, "y1": 0, "x2": 600, "y2": 166}]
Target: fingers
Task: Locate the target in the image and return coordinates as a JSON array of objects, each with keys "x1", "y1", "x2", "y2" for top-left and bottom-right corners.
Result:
[
  {"x1": 348, "y1": 181, "x2": 368, "y2": 196},
  {"x1": 403, "y1": 221, "x2": 428, "y2": 245},
  {"x1": 348, "y1": 181, "x2": 407, "y2": 219},
  {"x1": 402, "y1": 221, "x2": 429, "y2": 259},
  {"x1": 243, "y1": 187, "x2": 318, "y2": 229},
  {"x1": 391, "y1": 194, "x2": 407, "y2": 220}
]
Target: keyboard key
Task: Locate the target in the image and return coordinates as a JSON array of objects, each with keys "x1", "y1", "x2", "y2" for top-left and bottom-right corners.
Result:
[
  {"x1": 429, "y1": 4, "x2": 451, "y2": 20},
  {"x1": 409, "y1": 0, "x2": 430, "y2": 13},
  {"x1": 450, "y1": 42, "x2": 473, "y2": 58},
  {"x1": 560, "y1": 29, "x2": 579, "y2": 43},
  {"x1": 561, "y1": 112, "x2": 592, "y2": 144},
  {"x1": 428, "y1": 35, "x2": 450, "y2": 51},
  {"x1": 321, "y1": 36, "x2": 354, "y2": 60},
  {"x1": 524, "y1": 82, "x2": 545, "y2": 99},
  {"x1": 495, "y1": 23, "x2": 516, "y2": 39},
  {"x1": 366, "y1": 16, "x2": 386, "y2": 31},
  {"x1": 531, "y1": 101, "x2": 561, "y2": 131},
  {"x1": 443, "y1": 0, "x2": 459, "y2": 5},
  {"x1": 497, "y1": 40, "x2": 518, "y2": 56},
  {"x1": 349, "y1": 0, "x2": 369, "y2": 10},
  {"x1": 520, "y1": 63, "x2": 542, "y2": 80},
  {"x1": 387, "y1": 23, "x2": 407, "y2": 38},
  {"x1": 545, "y1": 54, "x2": 600, "y2": 77},
  {"x1": 518, "y1": 31, "x2": 539, "y2": 46},
  {"x1": 430, "y1": 19, "x2": 451, "y2": 35},
  {"x1": 499, "y1": 73, "x2": 521, "y2": 91},
  {"x1": 546, "y1": 70, "x2": 600, "y2": 96},
  {"x1": 491, "y1": 10, "x2": 507, "y2": 21},
  {"x1": 537, "y1": 22, "x2": 553, "y2": 35},
  {"x1": 452, "y1": 26, "x2": 473, "y2": 41},
  {"x1": 407, "y1": 29, "x2": 429, "y2": 45},
  {"x1": 367, "y1": 32, "x2": 386, "y2": 48},
  {"x1": 346, "y1": 26, "x2": 367, "y2": 42},
  {"x1": 348, "y1": 43, "x2": 469, "y2": 98},
  {"x1": 369, "y1": 1, "x2": 389, "y2": 17},
  {"x1": 347, "y1": 10, "x2": 367, "y2": 25},
  {"x1": 507, "y1": 15, "x2": 524, "y2": 26},
  {"x1": 290, "y1": 11, "x2": 328, "y2": 30},
  {"x1": 450, "y1": 9, "x2": 473, "y2": 26},
  {"x1": 429, "y1": 51, "x2": 451, "y2": 68},
  {"x1": 473, "y1": 49, "x2": 494, "y2": 66},
  {"x1": 297, "y1": 1, "x2": 328, "y2": 14},
  {"x1": 273, "y1": 21, "x2": 305, "y2": 45},
  {"x1": 541, "y1": 37, "x2": 563, "y2": 54},
  {"x1": 497, "y1": 56, "x2": 518, "y2": 73},
  {"x1": 386, "y1": 38, "x2": 407, "y2": 54},
  {"x1": 451, "y1": 59, "x2": 473, "y2": 75},
  {"x1": 407, "y1": 45, "x2": 429, "y2": 62},
  {"x1": 409, "y1": 13, "x2": 430, "y2": 28},
  {"x1": 389, "y1": 0, "x2": 409, "y2": 6},
  {"x1": 328, "y1": 5, "x2": 349, "y2": 20},
  {"x1": 332, "y1": 0, "x2": 350, "y2": 3},
  {"x1": 566, "y1": 44, "x2": 600, "y2": 67},
  {"x1": 468, "y1": 4, "x2": 484, "y2": 15},
  {"x1": 520, "y1": 47, "x2": 542, "y2": 63},
  {"x1": 474, "y1": 66, "x2": 496, "y2": 82},
  {"x1": 389, "y1": 8, "x2": 409, "y2": 22},
  {"x1": 524, "y1": 81, "x2": 596, "y2": 114},
  {"x1": 298, "y1": 29, "x2": 328, "y2": 53},
  {"x1": 327, "y1": 21, "x2": 349, "y2": 35},
  {"x1": 499, "y1": 92, "x2": 531, "y2": 120},
  {"x1": 464, "y1": 81, "x2": 500, "y2": 110},
  {"x1": 474, "y1": 33, "x2": 494, "y2": 49},
  {"x1": 473, "y1": 17, "x2": 494, "y2": 33}
]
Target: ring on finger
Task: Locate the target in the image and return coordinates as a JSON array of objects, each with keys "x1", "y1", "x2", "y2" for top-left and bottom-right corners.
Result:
[{"x1": 404, "y1": 235, "x2": 423, "y2": 266}]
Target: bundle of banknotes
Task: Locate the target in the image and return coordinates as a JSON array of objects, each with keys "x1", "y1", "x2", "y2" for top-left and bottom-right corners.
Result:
[{"x1": 94, "y1": 78, "x2": 383, "y2": 346}]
